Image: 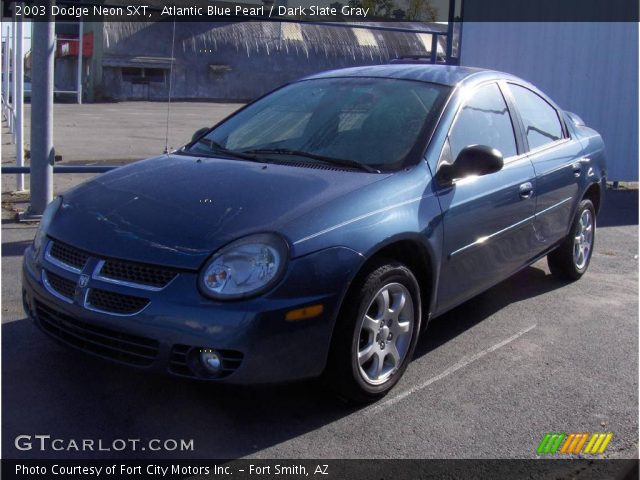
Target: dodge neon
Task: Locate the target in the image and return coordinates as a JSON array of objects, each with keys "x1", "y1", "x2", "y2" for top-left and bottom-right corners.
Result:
[{"x1": 22, "y1": 65, "x2": 606, "y2": 402}]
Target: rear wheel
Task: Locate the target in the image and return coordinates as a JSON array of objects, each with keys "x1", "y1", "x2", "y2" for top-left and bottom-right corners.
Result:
[
  {"x1": 326, "y1": 260, "x2": 421, "y2": 403},
  {"x1": 547, "y1": 199, "x2": 596, "y2": 280}
]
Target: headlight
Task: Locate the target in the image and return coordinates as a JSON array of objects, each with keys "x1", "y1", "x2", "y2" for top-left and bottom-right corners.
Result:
[
  {"x1": 199, "y1": 233, "x2": 288, "y2": 300},
  {"x1": 33, "y1": 196, "x2": 62, "y2": 255}
]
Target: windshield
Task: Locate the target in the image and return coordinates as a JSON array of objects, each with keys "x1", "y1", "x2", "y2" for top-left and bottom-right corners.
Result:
[{"x1": 186, "y1": 77, "x2": 450, "y2": 172}]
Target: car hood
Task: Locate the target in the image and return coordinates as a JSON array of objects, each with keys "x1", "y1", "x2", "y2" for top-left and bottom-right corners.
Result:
[{"x1": 49, "y1": 154, "x2": 391, "y2": 270}]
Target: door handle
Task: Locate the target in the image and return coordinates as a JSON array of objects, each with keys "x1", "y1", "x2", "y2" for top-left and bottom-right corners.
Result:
[
  {"x1": 572, "y1": 162, "x2": 582, "y2": 177},
  {"x1": 519, "y1": 182, "x2": 534, "y2": 199}
]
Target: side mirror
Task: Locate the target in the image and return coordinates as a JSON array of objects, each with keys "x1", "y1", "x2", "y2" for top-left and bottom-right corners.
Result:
[
  {"x1": 191, "y1": 127, "x2": 210, "y2": 143},
  {"x1": 438, "y1": 145, "x2": 504, "y2": 185}
]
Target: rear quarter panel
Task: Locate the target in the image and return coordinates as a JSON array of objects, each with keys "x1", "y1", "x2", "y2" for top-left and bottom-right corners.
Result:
[{"x1": 566, "y1": 116, "x2": 607, "y2": 215}]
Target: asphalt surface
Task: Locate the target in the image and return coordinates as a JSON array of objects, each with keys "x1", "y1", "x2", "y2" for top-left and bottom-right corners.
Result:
[
  {"x1": 1, "y1": 108, "x2": 638, "y2": 461},
  {"x1": 1, "y1": 101, "x2": 243, "y2": 165}
]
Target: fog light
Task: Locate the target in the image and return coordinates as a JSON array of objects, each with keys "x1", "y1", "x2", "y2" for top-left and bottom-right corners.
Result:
[{"x1": 200, "y1": 349, "x2": 222, "y2": 374}]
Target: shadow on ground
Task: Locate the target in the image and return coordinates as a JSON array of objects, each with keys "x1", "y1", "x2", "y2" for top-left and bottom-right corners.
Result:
[
  {"x1": 415, "y1": 265, "x2": 567, "y2": 359},
  {"x1": 2, "y1": 240, "x2": 31, "y2": 257}
]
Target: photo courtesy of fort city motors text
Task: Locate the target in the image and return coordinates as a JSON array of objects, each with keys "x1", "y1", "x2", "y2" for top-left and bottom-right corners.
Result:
[
  {"x1": 15, "y1": 462, "x2": 327, "y2": 477},
  {"x1": 0, "y1": 0, "x2": 638, "y2": 478}
]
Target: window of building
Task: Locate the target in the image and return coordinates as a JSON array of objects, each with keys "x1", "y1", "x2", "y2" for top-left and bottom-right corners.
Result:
[{"x1": 121, "y1": 67, "x2": 165, "y2": 84}]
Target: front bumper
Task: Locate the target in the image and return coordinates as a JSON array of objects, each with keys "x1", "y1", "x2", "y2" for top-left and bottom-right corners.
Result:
[{"x1": 22, "y1": 243, "x2": 363, "y2": 384}]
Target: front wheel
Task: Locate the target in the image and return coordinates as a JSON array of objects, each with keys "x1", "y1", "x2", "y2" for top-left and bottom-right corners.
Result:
[
  {"x1": 547, "y1": 199, "x2": 596, "y2": 280},
  {"x1": 325, "y1": 260, "x2": 422, "y2": 403}
]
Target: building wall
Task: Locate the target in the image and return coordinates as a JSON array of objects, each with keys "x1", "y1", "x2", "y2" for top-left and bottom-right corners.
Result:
[
  {"x1": 95, "y1": 22, "x2": 446, "y2": 102},
  {"x1": 460, "y1": 22, "x2": 638, "y2": 181}
]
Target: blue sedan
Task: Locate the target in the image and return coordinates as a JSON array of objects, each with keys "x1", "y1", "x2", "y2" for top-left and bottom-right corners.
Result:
[{"x1": 22, "y1": 65, "x2": 606, "y2": 402}]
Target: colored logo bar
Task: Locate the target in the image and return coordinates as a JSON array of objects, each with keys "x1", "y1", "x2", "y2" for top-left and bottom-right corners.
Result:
[{"x1": 537, "y1": 433, "x2": 612, "y2": 455}]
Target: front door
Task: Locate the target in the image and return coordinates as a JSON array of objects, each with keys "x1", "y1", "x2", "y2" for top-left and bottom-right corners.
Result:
[{"x1": 435, "y1": 82, "x2": 537, "y2": 314}]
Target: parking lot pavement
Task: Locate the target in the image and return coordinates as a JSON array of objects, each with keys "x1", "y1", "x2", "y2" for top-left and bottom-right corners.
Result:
[
  {"x1": 1, "y1": 162, "x2": 638, "y2": 458},
  {"x1": 1, "y1": 101, "x2": 243, "y2": 166}
]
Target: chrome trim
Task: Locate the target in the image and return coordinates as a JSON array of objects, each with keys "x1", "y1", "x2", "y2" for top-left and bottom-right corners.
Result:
[
  {"x1": 41, "y1": 243, "x2": 154, "y2": 317},
  {"x1": 84, "y1": 288, "x2": 150, "y2": 317},
  {"x1": 449, "y1": 215, "x2": 534, "y2": 258},
  {"x1": 41, "y1": 270, "x2": 74, "y2": 305},
  {"x1": 525, "y1": 138, "x2": 572, "y2": 158},
  {"x1": 92, "y1": 260, "x2": 167, "y2": 292},
  {"x1": 502, "y1": 152, "x2": 529, "y2": 166},
  {"x1": 45, "y1": 240, "x2": 175, "y2": 292},
  {"x1": 44, "y1": 240, "x2": 83, "y2": 274},
  {"x1": 449, "y1": 197, "x2": 573, "y2": 258},
  {"x1": 535, "y1": 196, "x2": 572, "y2": 217}
]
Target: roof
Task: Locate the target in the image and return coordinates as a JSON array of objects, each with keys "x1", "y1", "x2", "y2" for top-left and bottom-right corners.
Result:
[
  {"x1": 103, "y1": 22, "x2": 454, "y2": 63},
  {"x1": 102, "y1": 55, "x2": 176, "y2": 69},
  {"x1": 303, "y1": 64, "x2": 502, "y2": 87}
]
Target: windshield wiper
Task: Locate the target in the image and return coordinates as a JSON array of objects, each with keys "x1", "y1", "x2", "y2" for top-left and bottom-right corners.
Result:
[
  {"x1": 240, "y1": 148, "x2": 381, "y2": 173},
  {"x1": 191, "y1": 139, "x2": 265, "y2": 162}
]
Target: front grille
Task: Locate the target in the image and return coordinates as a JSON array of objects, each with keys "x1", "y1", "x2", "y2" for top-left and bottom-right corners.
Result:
[
  {"x1": 87, "y1": 288, "x2": 149, "y2": 315},
  {"x1": 35, "y1": 301, "x2": 159, "y2": 367},
  {"x1": 100, "y1": 259, "x2": 177, "y2": 288},
  {"x1": 45, "y1": 271, "x2": 76, "y2": 300},
  {"x1": 169, "y1": 344, "x2": 243, "y2": 379},
  {"x1": 49, "y1": 240, "x2": 90, "y2": 270}
]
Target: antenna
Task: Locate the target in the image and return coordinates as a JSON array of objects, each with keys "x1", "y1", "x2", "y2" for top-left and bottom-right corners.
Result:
[{"x1": 163, "y1": 20, "x2": 177, "y2": 154}]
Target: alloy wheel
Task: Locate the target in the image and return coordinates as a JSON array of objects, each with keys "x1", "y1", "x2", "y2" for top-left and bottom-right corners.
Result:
[
  {"x1": 356, "y1": 283, "x2": 414, "y2": 385},
  {"x1": 573, "y1": 209, "x2": 594, "y2": 270}
]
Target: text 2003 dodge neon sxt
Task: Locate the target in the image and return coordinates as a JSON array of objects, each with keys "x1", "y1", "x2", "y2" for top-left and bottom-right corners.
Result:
[{"x1": 22, "y1": 65, "x2": 605, "y2": 402}]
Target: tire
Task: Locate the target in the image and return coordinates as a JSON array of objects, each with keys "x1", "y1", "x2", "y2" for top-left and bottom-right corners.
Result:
[
  {"x1": 325, "y1": 259, "x2": 422, "y2": 403},
  {"x1": 547, "y1": 199, "x2": 596, "y2": 280}
]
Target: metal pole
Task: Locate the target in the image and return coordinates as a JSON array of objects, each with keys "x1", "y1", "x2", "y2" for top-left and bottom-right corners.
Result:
[
  {"x1": 25, "y1": 16, "x2": 55, "y2": 217},
  {"x1": 2, "y1": 26, "x2": 9, "y2": 121},
  {"x1": 445, "y1": 0, "x2": 455, "y2": 64},
  {"x1": 0, "y1": 19, "x2": 2, "y2": 165},
  {"x1": 76, "y1": 19, "x2": 83, "y2": 104},
  {"x1": 7, "y1": 22, "x2": 13, "y2": 133},
  {"x1": 15, "y1": 7, "x2": 24, "y2": 191},
  {"x1": 10, "y1": 9, "x2": 16, "y2": 136}
]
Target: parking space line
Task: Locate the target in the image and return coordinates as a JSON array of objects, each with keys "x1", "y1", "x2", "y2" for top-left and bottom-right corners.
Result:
[{"x1": 366, "y1": 324, "x2": 537, "y2": 414}]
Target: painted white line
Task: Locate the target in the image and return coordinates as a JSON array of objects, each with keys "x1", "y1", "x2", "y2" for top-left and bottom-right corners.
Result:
[{"x1": 366, "y1": 324, "x2": 537, "y2": 414}]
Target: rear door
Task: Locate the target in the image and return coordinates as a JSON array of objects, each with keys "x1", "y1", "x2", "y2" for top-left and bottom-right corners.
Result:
[
  {"x1": 506, "y1": 83, "x2": 583, "y2": 246},
  {"x1": 435, "y1": 82, "x2": 538, "y2": 314}
]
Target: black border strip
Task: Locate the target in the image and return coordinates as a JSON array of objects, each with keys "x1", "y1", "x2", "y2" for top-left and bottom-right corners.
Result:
[
  {"x1": 3, "y1": 0, "x2": 639, "y2": 22},
  {"x1": 2, "y1": 459, "x2": 639, "y2": 480}
]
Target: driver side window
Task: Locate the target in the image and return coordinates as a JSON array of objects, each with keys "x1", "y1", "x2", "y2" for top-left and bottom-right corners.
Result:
[{"x1": 446, "y1": 83, "x2": 518, "y2": 162}]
